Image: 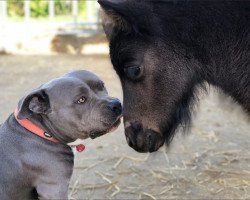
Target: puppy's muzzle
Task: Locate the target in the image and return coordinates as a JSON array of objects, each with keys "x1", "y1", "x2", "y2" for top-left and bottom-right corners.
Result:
[
  {"x1": 90, "y1": 99, "x2": 122, "y2": 139},
  {"x1": 107, "y1": 99, "x2": 122, "y2": 116}
]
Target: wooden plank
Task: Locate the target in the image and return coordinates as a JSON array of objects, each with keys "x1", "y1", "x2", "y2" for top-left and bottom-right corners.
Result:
[
  {"x1": 86, "y1": 1, "x2": 93, "y2": 22},
  {"x1": 49, "y1": 0, "x2": 55, "y2": 20},
  {"x1": 24, "y1": 0, "x2": 30, "y2": 21},
  {"x1": 72, "y1": 0, "x2": 78, "y2": 25},
  {"x1": 0, "y1": 0, "x2": 7, "y2": 20}
]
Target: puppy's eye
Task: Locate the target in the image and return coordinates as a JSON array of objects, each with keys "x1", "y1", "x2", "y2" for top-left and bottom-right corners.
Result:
[
  {"x1": 77, "y1": 97, "x2": 86, "y2": 104},
  {"x1": 125, "y1": 66, "x2": 141, "y2": 80}
]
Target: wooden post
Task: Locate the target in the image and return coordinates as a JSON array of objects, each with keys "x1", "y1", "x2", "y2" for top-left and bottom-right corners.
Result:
[
  {"x1": 86, "y1": 1, "x2": 93, "y2": 22},
  {"x1": 72, "y1": 0, "x2": 78, "y2": 27},
  {"x1": 24, "y1": 0, "x2": 30, "y2": 21},
  {"x1": 0, "y1": 0, "x2": 7, "y2": 51},
  {"x1": 95, "y1": 1, "x2": 99, "y2": 23},
  {"x1": 49, "y1": 0, "x2": 55, "y2": 20},
  {"x1": 96, "y1": 2, "x2": 102, "y2": 31},
  {"x1": 0, "y1": 0, "x2": 7, "y2": 21}
]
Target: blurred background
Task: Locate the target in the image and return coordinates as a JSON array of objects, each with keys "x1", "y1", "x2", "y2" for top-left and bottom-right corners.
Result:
[
  {"x1": 0, "y1": 0, "x2": 107, "y2": 55},
  {"x1": 0, "y1": 1, "x2": 249, "y2": 199}
]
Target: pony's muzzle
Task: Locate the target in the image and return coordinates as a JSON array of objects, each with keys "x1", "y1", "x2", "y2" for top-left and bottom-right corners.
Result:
[{"x1": 125, "y1": 122, "x2": 165, "y2": 153}]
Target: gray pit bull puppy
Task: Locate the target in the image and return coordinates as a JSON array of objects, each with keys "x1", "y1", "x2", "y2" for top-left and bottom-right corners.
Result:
[{"x1": 0, "y1": 70, "x2": 122, "y2": 200}]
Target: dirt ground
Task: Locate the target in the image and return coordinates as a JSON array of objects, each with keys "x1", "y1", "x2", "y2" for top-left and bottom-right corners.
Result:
[{"x1": 0, "y1": 54, "x2": 249, "y2": 199}]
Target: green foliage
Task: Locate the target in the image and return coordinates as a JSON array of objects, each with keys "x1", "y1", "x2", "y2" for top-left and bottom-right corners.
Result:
[
  {"x1": 30, "y1": 0, "x2": 48, "y2": 18},
  {"x1": 54, "y1": 0, "x2": 71, "y2": 16},
  {"x1": 78, "y1": 0, "x2": 87, "y2": 19},
  {"x1": 7, "y1": 0, "x2": 89, "y2": 19},
  {"x1": 7, "y1": 0, "x2": 24, "y2": 17}
]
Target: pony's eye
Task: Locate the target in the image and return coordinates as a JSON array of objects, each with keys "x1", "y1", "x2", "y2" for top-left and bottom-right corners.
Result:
[
  {"x1": 77, "y1": 97, "x2": 86, "y2": 104},
  {"x1": 125, "y1": 66, "x2": 141, "y2": 80}
]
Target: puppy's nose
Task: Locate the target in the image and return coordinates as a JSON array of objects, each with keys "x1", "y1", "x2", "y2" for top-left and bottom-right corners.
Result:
[{"x1": 108, "y1": 99, "x2": 122, "y2": 115}]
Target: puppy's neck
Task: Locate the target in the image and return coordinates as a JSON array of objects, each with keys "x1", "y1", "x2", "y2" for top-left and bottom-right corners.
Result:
[
  {"x1": 37, "y1": 115, "x2": 76, "y2": 144},
  {"x1": 16, "y1": 111, "x2": 76, "y2": 144}
]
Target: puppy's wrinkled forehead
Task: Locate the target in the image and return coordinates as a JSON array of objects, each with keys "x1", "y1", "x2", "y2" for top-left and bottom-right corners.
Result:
[
  {"x1": 64, "y1": 70, "x2": 105, "y2": 92},
  {"x1": 42, "y1": 77, "x2": 88, "y2": 102},
  {"x1": 42, "y1": 70, "x2": 105, "y2": 102}
]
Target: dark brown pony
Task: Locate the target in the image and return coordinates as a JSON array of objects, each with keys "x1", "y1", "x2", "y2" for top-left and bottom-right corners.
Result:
[{"x1": 98, "y1": 0, "x2": 250, "y2": 153}]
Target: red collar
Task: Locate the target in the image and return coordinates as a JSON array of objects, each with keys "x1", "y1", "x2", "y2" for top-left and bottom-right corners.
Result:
[{"x1": 14, "y1": 108, "x2": 85, "y2": 152}]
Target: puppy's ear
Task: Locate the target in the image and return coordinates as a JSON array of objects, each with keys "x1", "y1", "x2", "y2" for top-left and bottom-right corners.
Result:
[
  {"x1": 98, "y1": 0, "x2": 134, "y2": 40},
  {"x1": 17, "y1": 89, "x2": 50, "y2": 119}
]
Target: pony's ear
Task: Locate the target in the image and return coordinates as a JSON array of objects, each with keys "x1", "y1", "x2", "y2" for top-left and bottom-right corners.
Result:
[
  {"x1": 17, "y1": 89, "x2": 50, "y2": 119},
  {"x1": 98, "y1": 0, "x2": 133, "y2": 40}
]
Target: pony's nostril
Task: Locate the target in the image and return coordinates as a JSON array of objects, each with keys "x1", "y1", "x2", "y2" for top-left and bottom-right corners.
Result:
[
  {"x1": 147, "y1": 133, "x2": 155, "y2": 152},
  {"x1": 130, "y1": 122, "x2": 143, "y2": 133},
  {"x1": 148, "y1": 134, "x2": 153, "y2": 143}
]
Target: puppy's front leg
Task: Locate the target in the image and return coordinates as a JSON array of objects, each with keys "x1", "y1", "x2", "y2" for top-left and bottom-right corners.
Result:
[{"x1": 36, "y1": 182, "x2": 69, "y2": 200}]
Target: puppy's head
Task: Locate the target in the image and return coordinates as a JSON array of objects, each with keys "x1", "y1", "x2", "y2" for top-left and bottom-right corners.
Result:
[{"x1": 17, "y1": 70, "x2": 122, "y2": 142}]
